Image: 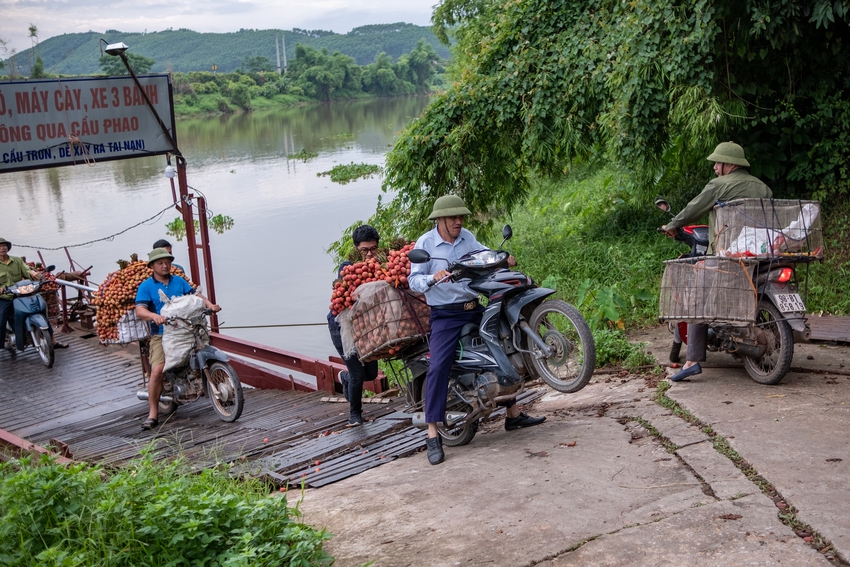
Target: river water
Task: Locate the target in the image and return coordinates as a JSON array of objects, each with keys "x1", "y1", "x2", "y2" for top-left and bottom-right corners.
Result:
[{"x1": 0, "y1": 96, "x2": 431, "y2": 364}]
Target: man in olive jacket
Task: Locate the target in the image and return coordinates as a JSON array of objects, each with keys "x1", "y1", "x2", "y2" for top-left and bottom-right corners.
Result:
[{"x1": 662, "y1": 142, "x2": 772, "y2": 382}]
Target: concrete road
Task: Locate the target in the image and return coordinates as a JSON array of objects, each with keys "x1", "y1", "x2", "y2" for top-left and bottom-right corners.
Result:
[{"x1": 300, "y1": 328, "x2": 847, "y2": 566}]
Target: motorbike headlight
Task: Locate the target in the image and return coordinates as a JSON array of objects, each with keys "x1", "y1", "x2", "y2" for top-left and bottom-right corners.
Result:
[{"x1": 458, "y1": 250, "x2": 508, "y2": 268}]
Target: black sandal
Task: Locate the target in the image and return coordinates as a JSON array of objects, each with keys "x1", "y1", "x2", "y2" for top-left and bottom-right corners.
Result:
[{"x1": 141, "y1": 417, "x2": 159, "y2": 430}]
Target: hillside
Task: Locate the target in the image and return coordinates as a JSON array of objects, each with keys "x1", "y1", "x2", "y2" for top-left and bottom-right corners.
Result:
[{"x1": 1, "y1": 23, "x2": 450, "y2": 76}]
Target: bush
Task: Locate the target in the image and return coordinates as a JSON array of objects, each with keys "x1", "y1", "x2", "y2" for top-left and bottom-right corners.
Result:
[
  {"x1": 192, "y1": 81, "x2": 220, "y2": 94},
  {"x1": 0, "y1": 453, "x2": 333, "y2": 566}
]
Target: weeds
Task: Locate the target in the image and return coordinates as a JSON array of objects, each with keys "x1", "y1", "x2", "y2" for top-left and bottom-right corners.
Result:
[
  {"x1": 318, "y1": 162, "x2": 381, "y2": 184},
  {"x1": 0, "y1": 452, "x2": 332, "y2": 567}
]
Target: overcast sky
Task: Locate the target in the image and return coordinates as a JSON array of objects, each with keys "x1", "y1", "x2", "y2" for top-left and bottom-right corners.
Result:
[{"x1": 0, "y1": 0, "x2": 437, "y2": 54}]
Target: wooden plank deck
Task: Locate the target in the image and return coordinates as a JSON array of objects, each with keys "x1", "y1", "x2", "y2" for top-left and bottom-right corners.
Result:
[
  {"x1": 807, "y1": 315, "x2": 850, "y2": 343},
  {"x1": 0, "y1": 331, "x2": 425, "y2": 486}
]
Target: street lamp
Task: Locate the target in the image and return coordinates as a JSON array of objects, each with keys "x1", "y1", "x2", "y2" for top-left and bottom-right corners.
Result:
[{"x1": 100, "y1": 39, "x2": 179, "y2": 154}]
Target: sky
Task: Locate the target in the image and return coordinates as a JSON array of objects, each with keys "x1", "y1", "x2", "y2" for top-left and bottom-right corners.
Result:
[{"x1": 0, "y1": 0, "x2": 437, "y2": 54}]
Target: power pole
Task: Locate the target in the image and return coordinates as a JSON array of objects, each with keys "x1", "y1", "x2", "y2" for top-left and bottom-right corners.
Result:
[
  {"x1": 281, "y1": 33, "x2": 288, "y2": 74},
  {"x1": 275, "y1": 34, "x2": 281, "y2": 75}
]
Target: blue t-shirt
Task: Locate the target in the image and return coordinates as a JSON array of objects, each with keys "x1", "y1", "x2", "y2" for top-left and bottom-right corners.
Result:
[{"x1": 135, "y1": 275, "x2": 195, "y2": 335}]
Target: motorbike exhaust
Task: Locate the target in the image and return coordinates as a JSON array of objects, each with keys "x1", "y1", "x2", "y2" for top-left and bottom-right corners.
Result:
[
  {"x1": 793, "y1": 328, "x2": 811, "y2": 343},
  {"x1": 730, "y1": 341, "x2": 767, "y2": 359},
  {"x1": 410, "y1": 411, "x2": 469, "y2": 428},
  {"x1": 136, "y1": 391, "x2": 175, "y2": 403}
]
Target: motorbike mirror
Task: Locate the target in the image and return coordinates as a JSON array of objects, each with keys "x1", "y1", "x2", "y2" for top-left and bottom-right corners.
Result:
[
  {"x1": 654, "y1": 197, "x2": 671, "y2": 213},
  {"x1": 407, "y1": 249, "x2": 431, "y2": 264},
  {"x1": 502, "y1": 224, "x2": 513, "y2": 241},
  {"x1": 45, "y1": 265, "x2": 55, "y2": 273}
]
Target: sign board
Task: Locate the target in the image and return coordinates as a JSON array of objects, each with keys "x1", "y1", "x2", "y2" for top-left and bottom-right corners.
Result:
[{"x1": 0, "y1": 74, "x2": 176, "y2": 173}]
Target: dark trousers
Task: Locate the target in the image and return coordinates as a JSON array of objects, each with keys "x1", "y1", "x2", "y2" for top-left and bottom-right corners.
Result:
[
  {"x1": 686, "y1": 323, "x2": 708, "y2": 362},
  {"x1": 0, "y1": 299, "x2": 12, "y2": 349},
  {"x1": 328, "y1": 317, "x2": 378, "y2": 419}
]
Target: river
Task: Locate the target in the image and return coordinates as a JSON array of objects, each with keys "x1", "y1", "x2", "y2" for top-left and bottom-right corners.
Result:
[{"x1": 0, "y1": 95, "x2": 432, "y2": 366}]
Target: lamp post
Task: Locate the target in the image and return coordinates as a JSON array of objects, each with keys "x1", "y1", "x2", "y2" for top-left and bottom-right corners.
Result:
[{"x1": 103, "y1": 41, "x2": 218, "y2": 330}]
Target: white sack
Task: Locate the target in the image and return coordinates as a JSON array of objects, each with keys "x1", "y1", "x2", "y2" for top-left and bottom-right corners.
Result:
[{"x1": 159, "y1": 289, "x2": 208, "y2": 371}]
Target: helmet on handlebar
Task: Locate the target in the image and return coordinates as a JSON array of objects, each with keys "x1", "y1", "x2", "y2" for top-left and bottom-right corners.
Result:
[
  {"x1": 707, "y1": 142, "x2": 750, "y2": 167},
  {"x1": 428, "y1": 195, "x2": 472, "y2": 220},
  {"x1": 0, "y1": 237, "x2": 11, "y2": 250}
]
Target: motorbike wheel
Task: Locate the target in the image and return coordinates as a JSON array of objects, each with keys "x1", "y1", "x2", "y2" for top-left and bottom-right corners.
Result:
[
  {"x1": 526, "y1": 300, "x2": 595, "y2": 393},
  {"x1": 158, "y1": 399, "x2": 178, "y2": 418},
  {"x1": 33, "y1": 328, "x2": 55, "y2": 368},
  {"x1": 206, "y1": 362, "x2": 244, "y2": 422},
  {"x1": 417, "y1": 380, "x2": 478, "y2": 447},
  {"x1": 743, "y1": 300, "x2": 794, "y2": 385}
]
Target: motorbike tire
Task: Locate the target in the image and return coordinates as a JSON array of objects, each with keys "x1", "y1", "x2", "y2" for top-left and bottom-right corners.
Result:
[
  {"x1": 743, "y1": 300, "x2": 794, "y2": 385},
  {"x1": 417, "y1": 379, "x2": 478, "y2": 447},
  {"x1": 33, "y1": 328, "x2": 55, "y2": 368},
  {"x1": 206, "y1": 361, "x2": 244, "y2": 422},
  {"x1": 158, "y1": 398, "x2": 178, "y2": 418},
  {"x1": 525, "y1": 300, "x2": 595, "y2": 393}
]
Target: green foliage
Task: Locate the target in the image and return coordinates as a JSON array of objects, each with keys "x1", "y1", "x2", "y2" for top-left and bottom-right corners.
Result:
[
  {"x1": 318, "y1": 163, "x2": 382, "y2": 184},
  {"x1": 378, "y1": 0, "x2": 850, "y2": 237},
  {"x1": 287, "y1": 148, "x2": 319, "y2": 161},
  {"x1": 242, "y1": 55, "x2": 274, "y2": 73},
  {"x1": 98, "y1": 52, "x2": 155, "y2": 75},
  {"x1": 593, "y1": 328, "x2": 654, "y2": 370},
  {"x1": 166, "y1": 215, "x2": 234, "y2": 241},
  {"x1": 0, "y1": 453, "x2": 332, "y2": 566},
  {"x1": 30, "y1": 56, "x2": 47, "y2": 78}
]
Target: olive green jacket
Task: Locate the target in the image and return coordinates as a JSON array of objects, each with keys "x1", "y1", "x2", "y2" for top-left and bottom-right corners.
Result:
[
  {"x1": 667, "y1": 169, "x2": 773, "y2": 253},
  {"x1": 0, "y1": 256, "x2": 31, "y2": 301}
]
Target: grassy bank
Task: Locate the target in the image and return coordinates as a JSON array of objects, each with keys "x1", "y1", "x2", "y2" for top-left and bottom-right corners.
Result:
[
  {"x1": 501, "y1": 166, "x2": 850, "y2": 364},
  {"x1": 0, "y1": 453, "x2": 332, "y2": 566}
]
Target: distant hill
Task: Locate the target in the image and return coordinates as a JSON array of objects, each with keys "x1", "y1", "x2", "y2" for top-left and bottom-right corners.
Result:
[{"x1": 1, "y1": 23, "x2": 450, "y2": 76}]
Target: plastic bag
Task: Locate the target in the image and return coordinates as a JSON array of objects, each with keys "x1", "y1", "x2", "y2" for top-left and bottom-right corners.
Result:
[
  {"x1": 349, "y1": 281, "x2": 430, "y2": 362},
  {"x1": 159, "y1": 290, "x2": 208, "y2": 371},
  {"x1": 336, "y1": 309, "x2": 356, "y2": 359},
  {"x1": 719, "y1": 203, "x2": 820, "y2": 257},
  {"x1": 108, "y1": 309, "x2": 150, "y2": 344}
]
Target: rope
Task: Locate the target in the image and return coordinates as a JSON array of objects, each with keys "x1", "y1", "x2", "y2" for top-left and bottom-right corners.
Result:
[
  {"x1": 14, "y1": 201, "x2": 179, "y2": 251},
  {"x1": 216, "y1": 322, "x2": 328, "y2": 330}
]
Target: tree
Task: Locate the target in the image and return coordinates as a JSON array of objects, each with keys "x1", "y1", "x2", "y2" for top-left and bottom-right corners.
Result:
[
  {"x1": 241, "y1": 55, "x2": 274, "y2": 73},
  {"x1": 30, "y1": 56, "x2": 47, "y2": 78},
  {"x1": 379, "y1": 0, "x2": 850, "y2": 239},
  {"x1": 99, "y1": 52, "x2": 155, "y2": 75},
  {"x1": 0, "y1": 36, "x2": 17, "y2": 77}
]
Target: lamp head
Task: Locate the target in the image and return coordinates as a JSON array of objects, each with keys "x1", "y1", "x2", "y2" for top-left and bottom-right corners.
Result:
[{"x1": 104, "y1": 42, "x2": 129, "y2": 56}]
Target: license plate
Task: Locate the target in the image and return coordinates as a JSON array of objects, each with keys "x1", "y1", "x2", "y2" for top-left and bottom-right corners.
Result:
[{"x1": 775, "y1": 293, "x2": 806, "y2": 313}]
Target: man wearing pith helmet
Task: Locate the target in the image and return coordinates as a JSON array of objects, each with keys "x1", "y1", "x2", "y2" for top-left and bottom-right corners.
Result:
[
  {"x1": 409, "y1": 195, "x2": 545, "y2": 466},
  {"x1": 134, "y1": 247, "x2": 220, "y2": 430},
  {"x1": 662, "y1": 142, "x2": 773, "y2": 383}
]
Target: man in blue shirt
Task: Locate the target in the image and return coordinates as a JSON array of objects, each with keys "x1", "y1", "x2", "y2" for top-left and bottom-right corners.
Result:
[
  {"x1": 409, "y1": 196, "x2": 545, "y2": 465},
  {"x1": 135, "y1": 247, "x2": 220, "y2": 429}
]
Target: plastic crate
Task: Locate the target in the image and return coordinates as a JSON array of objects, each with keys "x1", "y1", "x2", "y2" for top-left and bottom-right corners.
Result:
[
  {"x1": 350, "y1": 282, "x2": 431, "y2": 362},
  {"x1": 659, "y1": 257, "x2": 756, "y2": 324},
  {"x1": 714, "y1": 199, "x2": 823, "y2": 259}
]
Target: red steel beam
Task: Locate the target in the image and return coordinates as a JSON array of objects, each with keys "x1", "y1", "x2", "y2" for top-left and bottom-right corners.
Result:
[
  {"x1": 210, "y1": 332, "x2": 387, "y2": 393},
  {"x1": 0, "y1": 428, "x2": 74, "y2": 465}
]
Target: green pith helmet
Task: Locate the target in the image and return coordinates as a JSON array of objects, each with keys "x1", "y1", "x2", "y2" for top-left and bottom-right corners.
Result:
[
  {"x1": 707, "y1": 141, "x2": 750, "y2": 167},
  {"x1": 0, "y1": 237, "x2": 11, "y2": 250},
  {"x1": 147, "y1": 247, "x2": 174, "y2": 267},
  {"x1": 428, "y1": 195, "x2": 472, "y2": 220}
]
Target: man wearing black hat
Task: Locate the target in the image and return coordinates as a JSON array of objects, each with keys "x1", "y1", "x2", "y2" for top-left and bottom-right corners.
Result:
[
  {"x1": 0, "y1": 237, "x2": 67, "y2": 358},
  {"x1": 135, "y1": 247, "x2": 220, "y2": 429}
]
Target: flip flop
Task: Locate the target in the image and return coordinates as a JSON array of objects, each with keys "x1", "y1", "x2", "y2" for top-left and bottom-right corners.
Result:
[
  {"x1": 54, "y1": 342, "x2": 69, "y2": 349},
  {"x1": 141, "y1": 417, "x2": 159, "y2": 430}
]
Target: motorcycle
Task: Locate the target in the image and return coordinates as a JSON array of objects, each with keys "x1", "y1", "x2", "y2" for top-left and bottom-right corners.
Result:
[
  {"x1": 392, "y1": 225, "x2": 596, "y2": 446},
  {"x1": 136, "y1": 308, "x2": 244, "y2": 422},
  {"x1": 655, "y1": 198, "x2": 811, "y2": 385},
  {"x1": 3, "y1": 265, "x2": 57, "y2": 368}
]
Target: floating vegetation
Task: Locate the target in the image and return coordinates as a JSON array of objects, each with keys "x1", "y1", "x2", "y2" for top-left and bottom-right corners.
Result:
[
  {"x1": 318, "y1": 162, "x2": 382, "y2": 185},
  {"x1": 287, "y1": 148, "x2": 319, "y2": 161}
]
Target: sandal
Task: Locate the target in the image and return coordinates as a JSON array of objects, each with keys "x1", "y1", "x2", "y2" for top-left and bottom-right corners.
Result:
[
  {"x1": 141, "y1": 417, "x2": 159, "y2": 430},
  {"x1": 53, "y1": 342, "x2": 69, "y2": 349}
]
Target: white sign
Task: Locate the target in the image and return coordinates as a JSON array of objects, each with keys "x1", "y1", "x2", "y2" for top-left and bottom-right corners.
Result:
[{"x1": 0, "y1": 74, "x2": 175, "y2": 173}]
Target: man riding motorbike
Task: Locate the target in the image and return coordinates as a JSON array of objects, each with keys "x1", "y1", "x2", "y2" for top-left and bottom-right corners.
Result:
[
  {"x1": 135, "y1": 248, "x2": 220, "y2": 429},
  {"x1": 0, "y1": 237, "x2": 68, "y2": 360},
  {"x1": 408, "y1": 195, "x2": 545, "y2": 465},
  {"x1": 661, "y1": 142, "x2": 772, "y2": 381}
]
